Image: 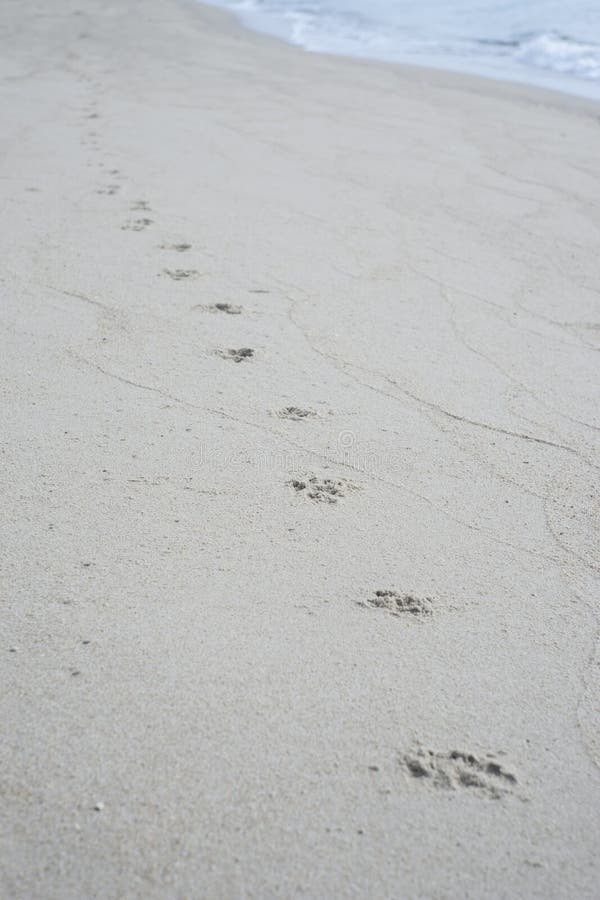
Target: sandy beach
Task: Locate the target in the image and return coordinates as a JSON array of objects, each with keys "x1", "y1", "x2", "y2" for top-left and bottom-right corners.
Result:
[{"x1": 1, "y1": 0, "x2": 599, "y2": 896}]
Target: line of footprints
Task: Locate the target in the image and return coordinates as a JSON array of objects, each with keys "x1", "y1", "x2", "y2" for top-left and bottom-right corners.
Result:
[{"x1": 108, "y1": 173, "x2": 520, "y2": 802}]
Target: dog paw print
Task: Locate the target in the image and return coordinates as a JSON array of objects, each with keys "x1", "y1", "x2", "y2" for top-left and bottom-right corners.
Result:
[
  {"x1": 400, "y1": 748, "x2": 517, "y2": 799},
  {"x1": 160, "y1": 242, "x2": 192, "y2": 252},
  {"x1": 216, "y1": 347, "x2": 254, "y2": 363},
  {"x1": 289, "y1": 475, "x2": 357, "y2": 503},
  {"x1": 212, "y1": 302, "x2": 242, "y2": 315},
  {"x1": 163, "y1": 269, "x2": 199, "y2": 281},
  {"x1": 121, "y1": 218, "x2": 153, "y2": 231},
  {"x1": 275, "y1": 407, "x2": 316, "y2": 421},
  {"x1": 361, "y1": 590, "x2": 433, "y2": 617}
]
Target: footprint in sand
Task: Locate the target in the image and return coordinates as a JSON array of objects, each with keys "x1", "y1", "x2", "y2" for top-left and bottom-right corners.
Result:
[
  {"x1": 193, "y1": 302, "x2": 242, "y2": 315},
  {"x1": 216, "y1": 348, "x2": 254, "y2": 363},
  {"x1": 121, "y1": 218, "x2": 153, "y2": 231},
  {"x1": 400, "y1": 748, "x2": 518, "y2": 799},
  {"x1": 160, "y1": 242, "x2": 192, "y2": 252},
  {"x1": 274, "y1": 406, "x2": 316, "y2": 421},
  {"x1": 163, "y1": 269, "x2": 199, "y2": 281},
  {"x1": 214, "y1": 302, "x2": 242, "y2": 315},
  {"x1": 289, "y1": 475, "x2": 357, "y2": 503},
  {"x1": 360, "y1": 590, "x2": 433, "y2": 617}
]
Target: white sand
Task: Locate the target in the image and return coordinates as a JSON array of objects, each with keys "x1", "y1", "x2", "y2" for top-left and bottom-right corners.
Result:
[{"x1": 1, "y1": 0, "x2": 599, "y2": 896}]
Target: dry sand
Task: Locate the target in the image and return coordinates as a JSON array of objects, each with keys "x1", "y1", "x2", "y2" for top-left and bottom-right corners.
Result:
[{"x1": 1, "y1": 0, "x2": 599, "y2": 896}]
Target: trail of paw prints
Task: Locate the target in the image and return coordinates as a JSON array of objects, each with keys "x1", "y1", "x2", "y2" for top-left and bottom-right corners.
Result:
[
  {"x1": 95, "y1": 168, "x2": 128, "y2": 197},
  {"x1": 359, "y1": 590, "x2": 433, "y2": 618},
  {"x1": 288, "y1": 475, "x2": 358, "y2": 503},
  {"x1": 119, "y1": 197, "x2": 155, "y2": 230},
  {"x1": 82, "y1": 127, "x2": 100, "y2": 151},
  {"x1": 75, "y1": 93, "x2": 153, "y2": 223},
  {"x1": 399, "y1": 747, "x2": 518, "y2": 799},
  {"x1": 78, "y1": 98, "x2": 103, "y2": 164}
]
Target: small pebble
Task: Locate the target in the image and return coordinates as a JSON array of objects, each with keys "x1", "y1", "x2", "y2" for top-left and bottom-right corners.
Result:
[{"x1": 94, "y1": 801, "x2": 104, "y2": 812}]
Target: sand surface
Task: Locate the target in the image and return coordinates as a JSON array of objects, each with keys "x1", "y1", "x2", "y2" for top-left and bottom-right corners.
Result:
[{"x1": 1, "y1": 0, "x2": 599, "y2": 896}]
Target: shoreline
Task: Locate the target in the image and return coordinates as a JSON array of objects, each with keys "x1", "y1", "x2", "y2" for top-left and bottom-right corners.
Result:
[
  {"x1": 2, "y1": 0, "x2": 599, "y2": 897},
  {"x1": 200, "y1": 0, "x2": 600, "y2": 105}
]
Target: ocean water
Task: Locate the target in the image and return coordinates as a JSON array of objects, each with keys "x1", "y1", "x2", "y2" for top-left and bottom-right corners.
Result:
[{"x1": 206, "y1": 0, "x2": 600, "y2": 99}]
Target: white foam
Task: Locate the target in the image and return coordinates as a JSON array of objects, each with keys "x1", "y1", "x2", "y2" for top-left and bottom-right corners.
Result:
[{"x1": 515, "y1": 33, "x2": 600, "y2": 80}]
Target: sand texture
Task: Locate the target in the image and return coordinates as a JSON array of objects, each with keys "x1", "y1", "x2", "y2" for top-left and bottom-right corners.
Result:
[{"x1": 1, "y1": 0, "x2": 599, "y2": 896}]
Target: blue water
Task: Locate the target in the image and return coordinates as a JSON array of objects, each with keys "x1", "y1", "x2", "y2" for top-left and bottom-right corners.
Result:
[{"x1": 207, "y1": 0, "x2": 600, "y2": 99}]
